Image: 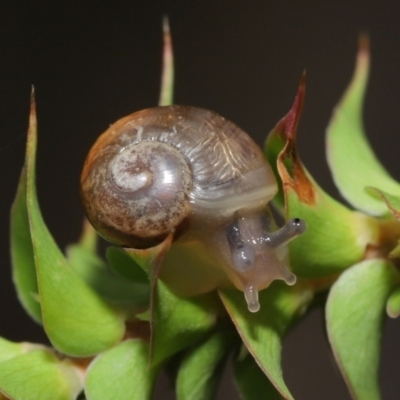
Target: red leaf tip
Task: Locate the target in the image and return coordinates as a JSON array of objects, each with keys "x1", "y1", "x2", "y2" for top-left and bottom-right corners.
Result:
[
  {"x1": 277, "y1": 75, "x2": 316, "y2": 205},
  {"x1": 358, "y1": 33, "x2": 370, "y2": 55},
  {"x1": 285, "y1": 73, "x2": 306, "y2": 141}
]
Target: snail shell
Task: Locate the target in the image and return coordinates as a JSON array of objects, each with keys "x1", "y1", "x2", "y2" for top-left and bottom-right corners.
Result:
[{"x1": 80, "y1": 105, "x2": 306, "y2": 312}]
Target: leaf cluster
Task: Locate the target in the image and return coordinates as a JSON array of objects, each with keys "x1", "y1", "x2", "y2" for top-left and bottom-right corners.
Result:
[{"x1": 3, "y1": 30, "x2": 400, "y2": 400}]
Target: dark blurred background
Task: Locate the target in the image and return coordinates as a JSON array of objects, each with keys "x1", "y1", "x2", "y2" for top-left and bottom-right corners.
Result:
[{"x1": 1, "y1": 1, "x2": 400, "y2": 399}]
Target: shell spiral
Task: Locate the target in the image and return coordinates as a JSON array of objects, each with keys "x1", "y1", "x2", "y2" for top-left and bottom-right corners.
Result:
[{"x1": 80, "y1": 105, "x2": 277, "y2": 248}]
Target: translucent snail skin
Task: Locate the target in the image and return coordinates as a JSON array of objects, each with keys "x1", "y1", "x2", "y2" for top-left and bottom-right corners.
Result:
[{"x1": 80, "y1": 106, "x2": 306, "y2": 312}]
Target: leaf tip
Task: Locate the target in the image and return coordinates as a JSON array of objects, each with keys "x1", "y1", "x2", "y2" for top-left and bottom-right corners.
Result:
[
  {"x1": 162, "y1": 15, "x2": 170, "y2": 35},
  {"x1": 300, "y1": 69, "x2": 306, "y2": 86},
  {"x1": 353, "y1": 34, "x2": 370, "y2": 83},
  {"x1": 358, "y1": 33, "x2": 370, "y2": 57},
  {"x1": 29, "y1": 86, "x2": 37, "y2": 126},
  {"x1": 158, "y1": 15, "x2": 174, "y2": 106},
  {"x1": 276, "y1": 75, "x2": 316, "y2": 204},
  {"x1": 286, "y1": 74, "x2": 306, "y2": 137}
]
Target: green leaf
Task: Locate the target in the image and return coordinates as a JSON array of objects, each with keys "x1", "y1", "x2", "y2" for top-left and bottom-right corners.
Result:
[
  {"x1": 0, "y1": 337, "x2": 52, "y2": 366},
  {"x1": 386, "y1": 284, "x2": 400, "y2": 318},
  {"x1": 233, "y1": 348, "x2": 282, "y2": 400},
  {"x1": 285, "y1": 183, "x2": 378, "y2": 278},
  {"x1": 124, "y1": 236, "x2": 172, "y2": 278},
  {"x1": 152, "y1": 283, "x2": 219, "y2": 367},
  {"x1": 19, "y1": 91, "x2": 125, "y2": 356},
  {"x1": 67, "y1": 244, "x2": 150, "y2": 309},
  {"x1": 0, "y1": 349, "x2": 82, "y2": 400},
  {"x1": 158, "y1": 17, "x2": 174, "y2": 106},
  {"x1": 326, "y1": 38, "x2": 400, "y2": 216},
  {"x1": 0, "y1": 338, "x2": 24, "y2": 363},
  {"x1": 219, "y1": 282, "x2": 313, "y2": 400},
  {"x1": 266, "y1": 77, "x2": 379, "y2": 278},
  {"x1": 326, "y1": 258, "x2": 399, "y2": 399},
  {"x1": 106, "y1": 247, "x2": 149, "y2": 284},
  {"x1": 125, "y1": 239, "x2": 220, "y2": 367},
  {"x1": 68, "y1": 220, "x2": 149, "y2": 312},
  {"x1": 176, "y1": 331, "x2": 236, "y2": 400},
  {"x1": 84, "y1": 339, "x2": 159, "y2": 400},
  {"x1": 10, "y1": 95, "x2": 42, "y2": 323}
]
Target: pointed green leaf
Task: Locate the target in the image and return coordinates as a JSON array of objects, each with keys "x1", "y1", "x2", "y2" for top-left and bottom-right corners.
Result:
[
  {"x1": 68, "y1": 220, "x2": 149, "y2": 320},
  {"x1": 219, "y1": 282, "x2": 313, "y2": 400},
  {"x1": 84, "y1": 339, "x2": 159, "y2": 400},
  {"x1": 386, "y1": 284, "x2": 400, "y2": 318},
  {"x1": 326, "y1": 258, "x2": 399, "y2": 399},
  {"x1": 0, "y1": 349, "x2": 82, "y2": 400},
  {"x1": 67, "y1": 244, "x2": 149, "y2": 309},
  {"x1": 233, "y1": 349, "x2": 282, "y2": 400},
  {"x1": 176, "y1": 331, "x2": 236, "y2": 400},
  {"x1": 125, "y1": 242, "x2": 219, "y2": 367},
  {"x1": 266, "y1": 78, "x2": 379, "y2": 278},
  {"x1": 152, "y1": 284, "x2": 219, "y2": 367},
  {"x1": 22, "y1": 92, "x2": 124, "y2": 356},
  {"x1": 106, "y1": 247, "x2": 149, "y2": 284},
  {"x1": 124, "y1": 236, "x2": 172, "y2": 278},
  {"x1": 158, "y1": 17, "x2": 174, "y2": 106},
  {"x1": 326, "y1": 39, "x2": 400, "y2": 216},
  {"x1": 10, "y1": 95, "x2": 42, "y2": 323}
]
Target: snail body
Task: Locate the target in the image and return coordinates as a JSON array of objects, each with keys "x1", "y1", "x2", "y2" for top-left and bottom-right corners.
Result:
[{"x1": 81, "y1": 106, "x2": 306, "y2": 312}]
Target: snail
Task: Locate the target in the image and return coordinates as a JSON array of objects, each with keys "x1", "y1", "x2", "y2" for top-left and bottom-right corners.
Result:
[{"x1": 80, "y1": 105, "x2": 306, "y2": 312}]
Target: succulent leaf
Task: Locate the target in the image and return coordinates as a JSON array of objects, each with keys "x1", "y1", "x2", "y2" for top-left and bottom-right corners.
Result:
[
  {"x1": 326, "y1": 258, "x2": 400, "y2": 399},
  {"x1": 106, "y1": 247, "x2": 150, "y2": 284},
  {"x1": 10, "y1": 93, "x2": 42, "y2": 323},
  {"x1": 69, "y1": 223, "x2": 150, "y2": 310},
  {"x1": 326, "y1": 38, "x2": 400, "y2": 216},
  {"x1": 67, "y1": 244, "x2": 149, "y2": 310},
  {"x1": 15, "y1": 91, "x2": 125, "y2": 356},
  {"x1": 233, "y1": 349, "x2": 283, "y2": 400},
  {"x1": 0, "y1": 349, "x2": 82, "y2": 400},
  {"x1": 125, "y1": 242, "x2": 219, "y2": 367},
  {"x1": 151, "y1": 283, "x2": 219, "y2": 367},
  {"x1": 0, "y1": 338, "x2": 24, "y2": 363},
  {"x1": 219, "y1": 281, "x2": 313, "y2": 400},
  {"x1": 176, "y1": 331, "x2": 236, "y2": 400},
  {"x1": 84, "y1": 339, "x2": 159, "y2": 400},
  {"x1": 386, "y1": 285, "x2": 400, "y2": 318}
]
